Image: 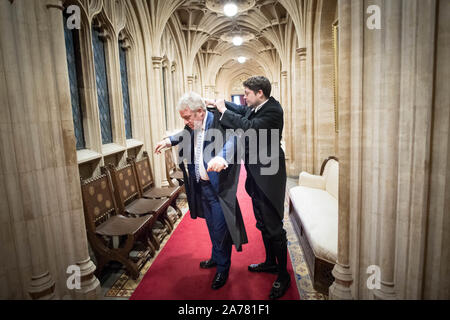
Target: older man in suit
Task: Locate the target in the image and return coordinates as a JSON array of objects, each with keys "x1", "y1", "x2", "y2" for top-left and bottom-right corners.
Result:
[
  {"x1": 206, "y1": 76, "x2": 289, "y2": 300},
  {"x1": 155, "y1": 92, "x2": 247, "y2": 290}
]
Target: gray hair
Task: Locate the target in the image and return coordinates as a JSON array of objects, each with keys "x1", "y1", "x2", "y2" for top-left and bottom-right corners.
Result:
[{"x1": 176, "y1": 92, "x2": 206, "y2": 112}]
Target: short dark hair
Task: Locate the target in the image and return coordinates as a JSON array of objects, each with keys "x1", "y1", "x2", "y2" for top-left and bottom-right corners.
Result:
[{"x1": 243, "y1": 76, "x2": 272, "y2": 98}]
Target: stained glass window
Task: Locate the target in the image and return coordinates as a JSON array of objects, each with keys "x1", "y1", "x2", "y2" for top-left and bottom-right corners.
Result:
[
  {"x1": 119, "y1": 45, "x2": 132, "y2": 139},
  {"x1": 92, "y1": 26, "x2": 113, "y2": 144},
  {"x1": 63, "y1": 14, "x2": 86, "y2": 150}
]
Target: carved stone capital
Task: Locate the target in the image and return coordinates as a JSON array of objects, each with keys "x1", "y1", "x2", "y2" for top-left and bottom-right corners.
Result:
[
  {"x1": 119, "y1": 32, "x2": 132, "y2": 51},
  {"x1": 152, "y1": 57, "x2": 163, "y2": 69},
  {"x1": 93, "y1": 19, "x2": 111, "y2": 41},
  {"x1": 297, "y1": 47, "x2": 307, "y2": 61}
]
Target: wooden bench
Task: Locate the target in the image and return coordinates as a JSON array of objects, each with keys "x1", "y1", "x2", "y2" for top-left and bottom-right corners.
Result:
[
  {"x1": 106, "y1": 163, "x2": 171, "y2": 251},
  {"x1": 80, "y1": 172, "x2": 154, "y2": 280},
  {"x1": 128, "y1": 151, "x2": 182, "y2": 222},
  {"x1": 288, "y1": 157, "x2": 339, "y2": 295}
]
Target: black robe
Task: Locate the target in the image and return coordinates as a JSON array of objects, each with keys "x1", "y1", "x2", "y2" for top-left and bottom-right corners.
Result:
[
  {"x1": 170, "y1": 109, "x2": 248, "y2": 252},
  {"x1": 220, "y1": 97, "x2": 287, "y2": 220}
]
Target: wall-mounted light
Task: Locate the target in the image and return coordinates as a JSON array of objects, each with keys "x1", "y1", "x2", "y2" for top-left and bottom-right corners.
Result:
[
  {"x1": 232, "y1": 36, "x2": 243, "y2": 46},
  {"x1": 224, "y1": 3, "x2": 238, "y2": 17},
  {"x1": 237, "y1": 56, "x2": 247, "y2": 64}
]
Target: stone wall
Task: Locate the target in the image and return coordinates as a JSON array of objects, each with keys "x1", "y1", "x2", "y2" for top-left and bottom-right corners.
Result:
[{"x1": 330, "y1": 0, "x2": 449, "y2": 300}]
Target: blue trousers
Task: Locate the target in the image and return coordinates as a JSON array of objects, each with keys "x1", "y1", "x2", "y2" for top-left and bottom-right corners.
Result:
[{"x1": 199, "y1": 180, "x2": 232, "y2": 273}]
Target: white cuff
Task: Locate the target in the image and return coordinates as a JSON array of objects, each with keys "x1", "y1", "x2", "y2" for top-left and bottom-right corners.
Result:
[{"x1": 213, "y1": 156, "x2": 229, "y2": 169}]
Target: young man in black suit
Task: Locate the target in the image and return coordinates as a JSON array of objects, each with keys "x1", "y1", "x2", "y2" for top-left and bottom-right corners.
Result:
[{"x1": 206, "y1": 76, "x2": 289, "y2": 300}]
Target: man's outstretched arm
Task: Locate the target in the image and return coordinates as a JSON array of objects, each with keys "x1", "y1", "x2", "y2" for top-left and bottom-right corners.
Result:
[
  {"x1": 205, "y1": 98, "x2": 247, "y2": 116},
  {"x1": 155, "y1": 127, "x2": 190, "y2": 154}
]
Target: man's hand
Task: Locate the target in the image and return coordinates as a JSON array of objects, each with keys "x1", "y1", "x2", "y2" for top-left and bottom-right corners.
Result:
[
  {"x1": 207, "y1": 156, "x2": 228, "y2": 173},
  {"x1": 155, "y1": 138, "x2": 171, "y2": 154},
  {"x1": 215, "y1": 99, "x2": 227, "y2": 114}
]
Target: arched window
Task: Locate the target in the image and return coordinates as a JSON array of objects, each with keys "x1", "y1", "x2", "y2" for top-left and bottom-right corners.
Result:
[
  {"x1": 119, "y1": 43, "x2": 133, "y2": 139},
  {"x1": 63, "y1": 14, "x2": 86, "y2": 150},
  {"x1": 92, "y1": 25, "x2": 113, "y2": 144}
]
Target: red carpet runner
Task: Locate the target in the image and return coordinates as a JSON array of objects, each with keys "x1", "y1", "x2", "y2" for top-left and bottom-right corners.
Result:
[{"x1": 130, "y1": 166, "x2": 300, "y2": 300}]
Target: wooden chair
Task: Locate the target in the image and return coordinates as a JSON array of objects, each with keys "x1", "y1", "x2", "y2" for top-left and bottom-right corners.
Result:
[
  {"x1": 80, "y1": 172, "x2": 154, "y2": 280},
  {"x1": 164, "y1": 148, "x2": 184, "y2": 188},
  {"x1": 106, "y1": 163, "x2": 170, "y2": 250},
  {"x1": 128, "y1": 152, "x2": 183, "y2": 222}
]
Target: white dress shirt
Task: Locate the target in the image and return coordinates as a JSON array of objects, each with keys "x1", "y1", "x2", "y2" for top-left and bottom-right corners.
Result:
[
  {"x1": 194, "y1": 115, "x2": 210, "y2": 181},
  {"x1": 167, "y1": 113, "x2": 228, "y2": 182},
  {"x1": 254, "y1": 99, "x2": 269, "y2": 113}
]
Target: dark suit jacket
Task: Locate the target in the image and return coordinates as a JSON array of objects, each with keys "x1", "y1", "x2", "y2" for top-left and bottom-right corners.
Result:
[
  {"x1": 169, "y1": 110, "x2": 248, "y2": 251},
  {"x1": 220, "y1": 97, "x2": 287, "y2": 220}
]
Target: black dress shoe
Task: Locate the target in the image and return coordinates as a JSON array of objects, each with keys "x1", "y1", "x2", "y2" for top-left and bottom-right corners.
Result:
[
  {"x1": 269, "y1": 275, "x2": 291, "y2": 300},
  {"x1": 211, "y1": 272, "x2": 228, "y2": 290},
  {"x1": 248, "y1": 262, "x2": 278, "y2": 274},
  {"x1": 200, "y1": 260, "x2": 217, "y2": 269}
]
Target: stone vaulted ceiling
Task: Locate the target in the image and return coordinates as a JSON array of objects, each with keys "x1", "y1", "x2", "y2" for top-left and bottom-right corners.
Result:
[{"x1": 166, "y1": 0, "x2": 296, "y2": 85}]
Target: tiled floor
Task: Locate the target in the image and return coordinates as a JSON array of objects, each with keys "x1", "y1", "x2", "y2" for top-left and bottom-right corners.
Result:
[{"x1": 98, "y1": 179, "x2": 327, "y2": 300}]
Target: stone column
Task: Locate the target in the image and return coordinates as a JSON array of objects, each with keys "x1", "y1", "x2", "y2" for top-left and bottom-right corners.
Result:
[
  {"x1": 329, "y1": 0, "x2": 353, "y2": 300},
  {"x1": 151, "y1": 56, "x2": 167, "y2": 187},
  {"x1": 332, "y1": 0, "x2": 448, "y2": 300},
  {"x1": 171, "y1": 63, "x2": 183, "y2": 128},
  {"x1": 187, "y1": 75, "x2": 194, "y2": 93},
  {"x1": 46, "y1": 0, "x2": 100, "y2": 299},
  {"x1": 281, "y1": 68, "x2": 295, "y2": 175},
  {"x1": 0, "y1": 0, "x2": 57, "y2": 300},
  {"x1": 372, "y1": 0, "x2": 403, "y2": 301},
  {"x1": 272, "y1": 82, "x2": 280, "y2": 102},
  {"x1": 293, "y1": 48, "x2": 305, "y2": 175},
  {"x1": 280, "y1": 71, "x2": 290, "y2": 162},
  {"x1": 304, "y1": 12, "x2": 315, "y2": 174},
  {"x1": 296, "y1": 47, "x2": 309, "y2": 174},
  {"x1": 164, "y1": 62, "x2": 175, "y2": 132},
  {"x1": 203, "y1": 85, "x2": 215, "y2": 99},
  {"x1": 423, "y1": 0, "x2": 450, "y2": 300}
]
